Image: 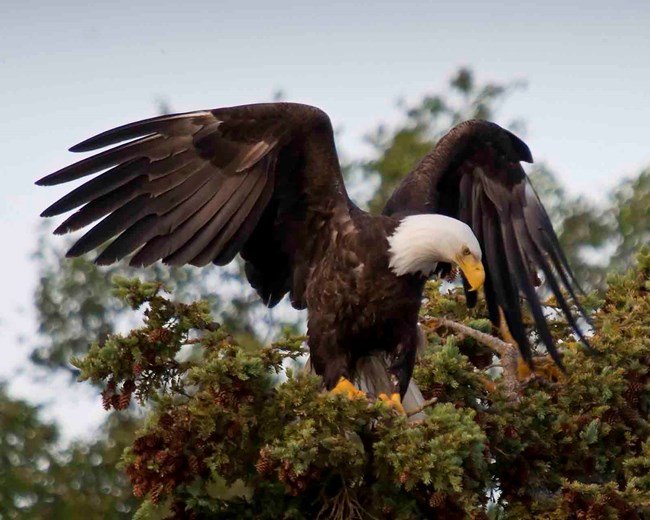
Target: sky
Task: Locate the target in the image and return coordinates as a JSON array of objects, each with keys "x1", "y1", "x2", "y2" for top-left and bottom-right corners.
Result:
[{"x1": 1, "y1": 0, "x2": 649, "y2": 439}]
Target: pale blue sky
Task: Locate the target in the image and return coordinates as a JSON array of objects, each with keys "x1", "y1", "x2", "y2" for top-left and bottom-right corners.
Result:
[{"x1": 1, "y1": 0, "x2": 649, "y2": 438}]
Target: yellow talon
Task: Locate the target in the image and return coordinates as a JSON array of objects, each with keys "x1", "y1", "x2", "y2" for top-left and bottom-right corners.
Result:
[
  {"x1": 378, "y1": 392, "x2": 406, "y2": 415},
  {"x1": 331, "y1": 377, "x2": 366, "y2": 399}
]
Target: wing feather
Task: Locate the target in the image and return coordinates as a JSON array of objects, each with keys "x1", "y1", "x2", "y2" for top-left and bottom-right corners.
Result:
[
  {"x1": 384, "y1": 119, "x2": 589, "y2": 365},
  {"x1": 192, "y1": 161, "x2": 271, "y2": 266},
  {"x1": 39, "y1": 103, "x2": 348, "y2": 308},
  {"x1": 163, "y1": 170, "x2": 259, "y2": 266}
]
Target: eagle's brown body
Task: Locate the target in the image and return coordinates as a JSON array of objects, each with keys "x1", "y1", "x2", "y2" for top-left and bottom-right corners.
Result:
[
  {"x1": 38, "y1": 102, "x2": 588, "y2": 397},
  {"x1": 304, "y1": 208, "x2": 425, "y2": 391}
]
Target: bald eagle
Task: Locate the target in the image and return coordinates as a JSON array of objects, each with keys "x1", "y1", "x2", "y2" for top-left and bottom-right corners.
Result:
[{"x1": 37, "y1": 103, "x2": 587, "y2": 406}]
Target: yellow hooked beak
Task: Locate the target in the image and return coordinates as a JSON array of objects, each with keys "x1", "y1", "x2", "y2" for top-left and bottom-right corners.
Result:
[{"x1": 456, "y1": 253, "x2": 485, "y2": 292}]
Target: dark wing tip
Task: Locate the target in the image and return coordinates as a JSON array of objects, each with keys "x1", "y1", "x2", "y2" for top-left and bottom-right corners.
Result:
[
  {"x1": 503, "y1": 128, "x2": 533, "y2": 163},
  {"x1": 69, "y1": 142, "x2": 93, "y2": 153},
  {"x1": 455, "y1": 120, "x2": 533, "y2": 164},
  {"x1": 40, "y1": 207, "x2": 56, "y2": 218},
  {"x1": 35, "y1": 174, "x2": 59, "y2": 187}
]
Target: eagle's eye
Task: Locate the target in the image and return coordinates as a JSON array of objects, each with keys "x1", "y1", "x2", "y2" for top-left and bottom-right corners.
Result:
[{"x1": 462, "y1": 246, "x2": 471, "y2": 256}]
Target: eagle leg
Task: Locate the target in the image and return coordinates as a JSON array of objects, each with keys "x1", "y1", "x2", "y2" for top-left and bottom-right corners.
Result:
[
  {"x1": 331, "y1": 377, "x2": 366, "y2": 399},
  {"x1": 378, "y1": 392, "x2": 406, "y2": 415},
  {"x1": 498, "y1": 307, "x2": 541, "y2": 380},
  {"x1": 498, "y1": 307, "x2": 518, "y2": 346}
]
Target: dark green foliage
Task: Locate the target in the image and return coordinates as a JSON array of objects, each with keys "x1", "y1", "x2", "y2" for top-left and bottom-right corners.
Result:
[
  {"x1": 33, "y1": 225, "x2": 295, "y2": 377},
  {"x1": 611, "y1": 169, "x2": 650, "y2": 272},
  {"x1": 65, "y1": 248, "x2": 650, "y2": 518}
]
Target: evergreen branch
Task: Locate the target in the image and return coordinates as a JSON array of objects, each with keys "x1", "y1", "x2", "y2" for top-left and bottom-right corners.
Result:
[{"x1": 425, "y1": 317, "x2": 521, "y2": 401}]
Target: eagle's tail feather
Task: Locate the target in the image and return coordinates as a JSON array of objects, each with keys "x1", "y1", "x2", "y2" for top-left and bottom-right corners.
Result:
[{"x1": 354, "y1": 355, "x2": 426, "y2": 421}]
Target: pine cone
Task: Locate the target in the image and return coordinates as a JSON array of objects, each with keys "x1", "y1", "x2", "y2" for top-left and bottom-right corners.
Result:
[
  {"x1": 133, "y1": 363, "x2": 143, "y2": 376},
  {"x1": 118, "y1": 392, "x2": 131, "y2": 410},
  {"x1": 624, "y1": 381, "x2": 645, "y2": 404},
  {"x1": 150, "y1": 483, "x2": 164, "y2": 504},
  {"x1": 256, "y1": 457, "x2": 272, "y2": 475},
  {"x1": 148, "y1": 328, "x2": 173, "y2": 344},
  {"x1": 399, "y1": 471, "x2": 409, "y2": 484},
  {"x1": 429, "y1": 491, "x2": 446, "y2": 508},
  {"x1": 159, "y1": 413, "x2": 174, "y2": 429},
  {"x1": 133, "y1": 437, "x2": 148, "y2": 452},
  {"x1": 602, "y1": 409, "x2": 618, "y2": 425},
  {"x1": 214, "y1": 390, "x2": 234, "y2": 407},
  {"x1": 123, "y1": 379, "x2": 136, "y2": 394},
  {"x1": 188, "y1": 454, "x2": 200, "y2": 475},
  {"x1": 164, "y1": 479, "x2": 176, "y2": 494},
  {"x1": 133, "y1": 483, "x2": 146, "y2": 498},
  {"x1": 256, "y1": 448, "x2": 272, "y2": 475},
  {"x1": 431, "y1": 384, "x2": 445, "y2": 399},
  {"x1": 101, "y1": 391, "x2": 112, "y2": 411},
  {"x1": 155, "y1": 450, "x2": 169, "y2": 465},
  {"x1": 621, "y1": 405, "x2": 642, "y2": 424}
]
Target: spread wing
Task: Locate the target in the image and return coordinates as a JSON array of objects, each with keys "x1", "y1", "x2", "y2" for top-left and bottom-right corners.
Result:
[
  {"x1": 383, "y1": 120, "x2": 588, "y2": 366},
  {"x1": 37, "y1": 102, "x2": 349, "y2": 308}
]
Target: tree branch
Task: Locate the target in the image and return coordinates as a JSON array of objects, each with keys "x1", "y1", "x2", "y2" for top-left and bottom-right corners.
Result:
[
  {"x1": 407, "y1": 397, "x2": 438, "y2": 418},
  {"x1": 424, "y1": 317, "x2": 521, "y2": 401}
]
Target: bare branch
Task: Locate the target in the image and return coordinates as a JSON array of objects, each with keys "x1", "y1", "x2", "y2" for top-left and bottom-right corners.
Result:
[
  {"x1": 407, "y1": 397, "x2": 438, "y2": 417},
  {"x1": 424, "y1": 317, "x2": 521, "y2": 402}
]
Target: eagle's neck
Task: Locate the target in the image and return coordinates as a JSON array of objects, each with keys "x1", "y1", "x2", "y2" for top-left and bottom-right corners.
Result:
[{"x1": 386, "y1": 214, "x2": 474, "y2": 277}]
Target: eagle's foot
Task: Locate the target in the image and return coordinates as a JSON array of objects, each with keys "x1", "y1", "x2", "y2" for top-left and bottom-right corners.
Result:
[
  {"x1": 378, "y1": 392, "x2": 406, "y2": 415},
  {"x1": 331, "y1": 377, "x2": 366, "y2": 399}
]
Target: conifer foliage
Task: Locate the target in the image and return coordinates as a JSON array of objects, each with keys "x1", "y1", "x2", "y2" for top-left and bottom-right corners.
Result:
[{"x1": 72, "y1": 249, "x2": 650, "y2": 519}]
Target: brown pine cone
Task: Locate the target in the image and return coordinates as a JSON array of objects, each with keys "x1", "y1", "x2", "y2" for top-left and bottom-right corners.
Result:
[
  {"x1": 150, "y1": 483, "x2": 164, "y2": 504},
  {"x1": 164, "y1": 479, "x2": 176, "y2": 494},
  {"x1": 159, "y1": 413, "x2": 174, "y2": 429},
  {"x1": 187, "y1": 454, "x2": 200, "y2": 474},
  {"x1": 101, "y1": 391, "x2": 112, "y2": 411},
  {"x1": 148, "y1": 328, "x2": 173, "y2": 344},
  {"x1": 256, "y1": 458, "x2": 271, "y2": 475},
  {"x1": 117, "y1": 392, "x2": 131, "y2": 410},
  {"x1": 154, "y1": 450, "x2": 169, "y2": 464},
  {"x1": 429, "y1": 491, "x2": 446, "y2": 508},
  {"x1": 430, "y1": 384, "x2": 445, "y2": 398},
  {"x1": 123, "y1": 379, "x2": 136, "y2": 394},
  {"x1": 133, "y1": 483, "x2": 146, "y2": 498},
  {"x1": 621, "y1": 405, "x2": 642, "y2": 424}
]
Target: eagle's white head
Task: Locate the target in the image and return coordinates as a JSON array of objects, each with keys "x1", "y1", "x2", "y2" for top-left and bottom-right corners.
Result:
[{"x1": 387, "y1": 214, "x2": 485, "y2": 290}]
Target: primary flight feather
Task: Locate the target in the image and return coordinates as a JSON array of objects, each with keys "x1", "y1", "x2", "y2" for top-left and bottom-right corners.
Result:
[{"x1": 37, "y1": 102, "x2": 587, "y2": 403}]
